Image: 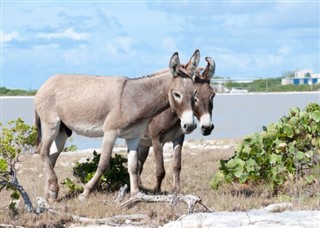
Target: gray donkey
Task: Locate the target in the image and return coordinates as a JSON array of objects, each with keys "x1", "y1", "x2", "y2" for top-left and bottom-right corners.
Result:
[
  {"x1": 138, "y1": 57, "x2": 216, "y2": 192},
  {"x1": 34, "y1": 50, "x2": 200, "y2": 200}
]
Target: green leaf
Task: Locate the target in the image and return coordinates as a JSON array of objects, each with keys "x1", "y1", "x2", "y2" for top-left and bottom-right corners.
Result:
[
  {"x1": 10, "y1": 190, "x2": 20, "y2": 200},
  {"x1": 295, "y1": 151, "x2": 305, "y2": 161},
  {"x1": 210, "y1": 171, "x2": 225, "y2": 190},
  {"x1": 289, "y1": 116, "x2": 299, "y2": 125},
  {"x1": 246, "y1": 158, "x2": 258, "y2": 172},
  {"x1": 310, "y1": 110, "x2": 320, "y2": 122},
  {"x1": 305, "y1": 175, "x2": 315, "y2": 183},
  {"x1": 270, "y1": 153, "x2": 282, "y2": 165},
  {"x1": 226, "y1": 158, "x2": 245, "y2": 169},
  {"x1": 242, "y1": 145, "x2": 251, "y2": 154},
  {"x1": 0, "y1": 158, "x2": 8, "y2": 172},
  {"x1": 289, "y1": 107, "x2": 300, "y2": 117}
]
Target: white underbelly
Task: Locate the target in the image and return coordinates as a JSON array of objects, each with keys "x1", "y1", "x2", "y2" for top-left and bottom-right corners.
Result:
[{"x1": 70, "y1": 123, "x2": 104, "y2": 137}]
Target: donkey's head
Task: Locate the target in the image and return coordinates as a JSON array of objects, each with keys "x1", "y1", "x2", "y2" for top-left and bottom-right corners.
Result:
[
  {"x1": 168, "y1": 50, "x2": 200, "y2": 134},
  {"x1": 193, "y1": 57, "x2": 216, "y2": 136}
]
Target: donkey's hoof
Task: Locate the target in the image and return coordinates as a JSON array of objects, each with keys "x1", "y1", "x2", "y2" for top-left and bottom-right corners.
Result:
[
  {"x1": 79, "y1": 193, "x2": 89, "y2": 201},
  {"x1": 48, "y1": 190, "x2": 58, "y2": 200}
]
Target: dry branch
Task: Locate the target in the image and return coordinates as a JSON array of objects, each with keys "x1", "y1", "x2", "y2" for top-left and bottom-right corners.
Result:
[
  {"x1": 121, "y1": 192, "x2": 213, "y2": 213},
  {"x1": 48, "y1": 209, "x2": 149, "y2": 226},
  {"x1": 35, "y1": 197, "x2": 149, "y2": 226}
]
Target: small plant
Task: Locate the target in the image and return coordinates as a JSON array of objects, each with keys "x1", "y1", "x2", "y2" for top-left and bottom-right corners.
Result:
[
  {"x1": 62, "y1": 151, "x2": 129, "y2": 194},
  {"x1": 211, "y1": 103, "x2": 320, "y2": 193},
  {"x1": 63, "y1": 137, "x2": 77, "y2": 152},
  {"x1": 0, "y1": 118, "x2": 37, "y2": 213}
]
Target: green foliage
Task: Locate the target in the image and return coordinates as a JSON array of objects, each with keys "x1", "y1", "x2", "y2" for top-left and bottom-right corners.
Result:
[
  {"x1": 0, "y1": 87, "x2": 37, "y2": 96},
  {"x1": 0, "y1": 118, "x2": 37, "y2": 172},
  {"x1": 0, "y1": 119, "x2": 37, "y2": 212},
  {"x1": 211, "y1": 103, "x2": 320, "y2": 192},
  {"x1": 224, "y1": 78, "x2": 320, "y2": 92},
  {"x1": 62, "y1": 151, "x2": 129, "y2": 194},
  {"x1": 63, "y1": 137, "x2": 78, "y2": 152}
]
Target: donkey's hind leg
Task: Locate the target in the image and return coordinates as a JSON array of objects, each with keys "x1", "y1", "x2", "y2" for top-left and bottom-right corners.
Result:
[
  {"x1": 49, "y1": 123, "x2": 70, "y2": 167},
  {"x1": 152, "y1": 138, "x2": 165, "y2": 193},
  {"x1": 172, "y1": 134, "x2": 185, "y2": 193},
  {"x1": 39, "y1": 120, "x2": 61, "y2": 200},
  {"x1": 137, "y1": 145, "x2": 150, "y2": 187}
]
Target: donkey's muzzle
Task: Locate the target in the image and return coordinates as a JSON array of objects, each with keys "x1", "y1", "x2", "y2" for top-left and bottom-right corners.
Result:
[
  {"x1": 183, "y1": 122, "x2": 197, "y2": 134},
  {"x1": 181, "y1": 111, "x2": 196, "y2": 134},
  {"x1": 201, "y1": 124, "x2": 214, "y2": 136}
]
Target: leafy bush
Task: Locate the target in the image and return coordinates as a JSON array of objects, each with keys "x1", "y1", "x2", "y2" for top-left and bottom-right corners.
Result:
[
  {"x1": 62, "y1": 151, "x2": 129, "y2": 194},
  {"x1": 0, "y1": 118, "x2": 37, "y2": 212},
  {"x1": 211, "y1": 103, "x2": 320, "y2": 192}
]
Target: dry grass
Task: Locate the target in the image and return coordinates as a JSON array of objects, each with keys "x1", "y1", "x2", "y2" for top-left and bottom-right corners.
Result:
[{"x1": 0, "y1": 139, "x2": 319, "y2": 227}]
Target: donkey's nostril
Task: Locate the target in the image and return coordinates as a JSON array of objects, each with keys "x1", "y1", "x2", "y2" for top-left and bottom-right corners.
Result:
[{"x1": 183, "y1": 124, "x2": 187, "y2": 129}]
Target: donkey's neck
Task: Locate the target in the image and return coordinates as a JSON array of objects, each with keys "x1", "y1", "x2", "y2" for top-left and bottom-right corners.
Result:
[{"x1": 121, "y1": 70, "x2": 172, "y2": 120}]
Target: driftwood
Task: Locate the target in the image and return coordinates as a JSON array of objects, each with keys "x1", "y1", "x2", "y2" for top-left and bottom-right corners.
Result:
[
  {"x1": 35, "y1": 197, "x2": 149, "y2": 226},
  {"x1": 121, "y1": 192, "x2": 213, "y2": 213},
  {"x1": 47, "y1": 208, "x2": 149, "y2": 226}
]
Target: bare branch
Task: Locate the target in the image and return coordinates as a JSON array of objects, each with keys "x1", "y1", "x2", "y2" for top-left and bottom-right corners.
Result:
[{"x1": 120, "y1": 192, "x2": 213, "y2": 213}]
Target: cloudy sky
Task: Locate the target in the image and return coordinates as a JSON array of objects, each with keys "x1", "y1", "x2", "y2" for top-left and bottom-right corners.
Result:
[{"x1": 1, "y1": 0, "x2": 319, "y2": 89}]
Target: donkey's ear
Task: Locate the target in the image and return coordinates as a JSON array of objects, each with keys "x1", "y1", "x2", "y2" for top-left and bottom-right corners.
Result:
[
  {"x1": 202, "y1": 57, "x2": 215, "y2": 81},
  {"x1": 186, "y1": 49, "x2": 200, "y2": 76},
  {"x1": 169, "y1": 52, "x2": 180, "y2": 77},
  {"x1": 194, "y1": 67, "x2": 204, "y2": 81}
]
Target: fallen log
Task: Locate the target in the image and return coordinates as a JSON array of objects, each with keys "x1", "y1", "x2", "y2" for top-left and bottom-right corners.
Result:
[
  {"x1": 120, "y1": 192, "x2": 213, "y2": 213},
  {"x1": 35, "y1": 196, "x2": 149, "y2": 226}
]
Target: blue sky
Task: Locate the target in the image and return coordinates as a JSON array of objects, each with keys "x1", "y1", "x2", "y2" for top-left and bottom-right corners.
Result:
[{"x1": 1, "y1": 0, "x2": 319, "y2": 89}]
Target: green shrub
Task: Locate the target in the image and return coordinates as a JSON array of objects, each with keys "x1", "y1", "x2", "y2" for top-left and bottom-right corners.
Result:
[
  {"x1": 0, "y1": 118, "x2": 37, "y2": 212},
  {"x1": 62, "y1": 151, "x2": 129, "y2": 194},
  {"x1": 211, "y1": 103, "x2": 320, "y2": 193}
]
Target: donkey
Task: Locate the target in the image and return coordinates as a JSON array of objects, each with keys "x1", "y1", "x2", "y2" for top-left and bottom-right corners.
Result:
[
  {"x1": 138, "y1": 57, "x2": 216, "y2": 192},
  {"x1": 34, "y1": 50, "x2": 200, "y2": 200}
]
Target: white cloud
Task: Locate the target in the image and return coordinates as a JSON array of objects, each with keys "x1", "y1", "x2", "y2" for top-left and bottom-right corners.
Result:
[
  {"x1": 105, "y1": 36, "x2": 133, "y2": 55},
  {"x1": 162, "y1": 36, "x2": 177, "y2": 52},
  {"x1": 36, "y1": 28, "x2": 89, "y2": 40},
  {"x1": 1, "y1": 30, "x2": 21, "y2": 43},
  {"x1": 63, "y1": 45, "x2": 88, "y2": 65}
]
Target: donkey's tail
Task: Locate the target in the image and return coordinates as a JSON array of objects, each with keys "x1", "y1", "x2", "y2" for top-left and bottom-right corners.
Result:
[{"x1": 34, "y1": 110, "x2": 42, "y2": 153}]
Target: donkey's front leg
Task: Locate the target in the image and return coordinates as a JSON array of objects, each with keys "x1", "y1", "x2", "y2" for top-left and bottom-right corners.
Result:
[
  {"x1": 126, "y1": 138, "x2": 141, "y2": 195},
  {"x1": 172, "y1": 134, "x2": 185, "y2": 193},
  {"x1": 80, "y1": 131, "x2": 117, "y2": 200}
]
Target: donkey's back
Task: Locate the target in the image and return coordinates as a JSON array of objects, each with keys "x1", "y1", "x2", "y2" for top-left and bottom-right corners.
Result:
[{"x1": 35, "y1": 74, "x2": 127, "y2": 137}]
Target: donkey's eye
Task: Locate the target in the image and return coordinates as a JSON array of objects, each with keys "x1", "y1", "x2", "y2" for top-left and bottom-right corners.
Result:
[
  {"x1": 194, "y1": 97, "x2": 198, "y2": 104},
  {"x1": 173, "y1": 91, "x2": 181, "y2": 100}
]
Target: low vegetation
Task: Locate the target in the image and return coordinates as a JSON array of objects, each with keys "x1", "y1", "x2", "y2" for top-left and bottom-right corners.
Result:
[
  {"x1": 0, "y1": 87, "x2": 37, "y2": 96},
  {"x1": 62, "y1": 151, "x2": 129, "y2": 194},
  {"x1": 211, "y1": 103, "x2": 320, "y2": 193},
  {"x1": 223, "y1": 77, "x2": 320, "y2": 92}
]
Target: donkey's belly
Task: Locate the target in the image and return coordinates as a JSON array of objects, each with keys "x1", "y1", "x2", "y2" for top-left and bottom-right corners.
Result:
[{"x1": 68, "y1": 123, "x2": 104, "y2": 137}]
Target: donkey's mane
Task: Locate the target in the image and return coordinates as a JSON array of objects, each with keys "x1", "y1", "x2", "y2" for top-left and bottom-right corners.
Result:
[{"x1": 131, "y1": 69, "x2": 170, "y2": 81}]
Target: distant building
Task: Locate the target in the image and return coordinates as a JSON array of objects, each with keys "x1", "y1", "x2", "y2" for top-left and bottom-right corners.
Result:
[{"x1": 281, "y1": 69, "x2": 320, "y2": 85}]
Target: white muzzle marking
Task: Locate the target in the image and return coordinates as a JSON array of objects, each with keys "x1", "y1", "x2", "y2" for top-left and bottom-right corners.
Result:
[
  {"x1": 180, "y1": 110, "x2": 195, "y2": 134},
  {"x1": 200, "y1": 113, "x2": 212, "y2": 128}
]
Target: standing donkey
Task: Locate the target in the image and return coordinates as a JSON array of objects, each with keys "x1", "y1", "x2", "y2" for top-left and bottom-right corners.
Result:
[
  {"x1": 138, "y1": 57, "x2": 216, "y2": 192},
  {"x1": 34, "y1": 50, "x2": 200, "y2": 200}
]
